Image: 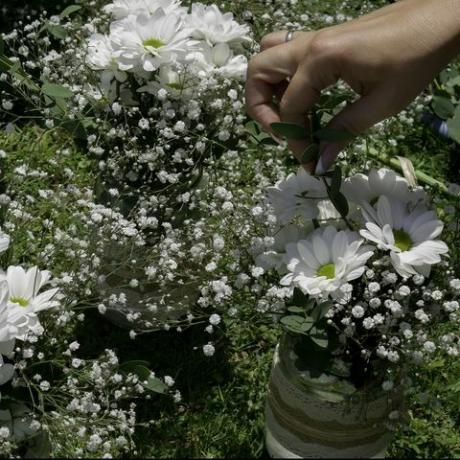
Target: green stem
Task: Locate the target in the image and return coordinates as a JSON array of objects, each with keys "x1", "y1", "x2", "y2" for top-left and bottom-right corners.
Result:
[{"x1": 366, "y1": 147, "x2": 451, "y2": 195}]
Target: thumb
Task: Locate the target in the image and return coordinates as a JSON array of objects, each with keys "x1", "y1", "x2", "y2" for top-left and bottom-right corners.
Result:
[{"x1": 315, "y1": 90, "x2": 391, "y2": 174}]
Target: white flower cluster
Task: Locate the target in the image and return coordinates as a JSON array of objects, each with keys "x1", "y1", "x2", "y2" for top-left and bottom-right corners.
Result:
[
  {"x1": 255, "y1": 167, "x2": 459, "y2": 371},
  {"x1": 87, "y1": 1, "x2": 249, "y2": 83},
  {"x1": 0, "y1": 235, "x2": 60, "y2": 398},
  {"x1": 260, "y1": 168, "x2": 447, "y2": 300},
  {"x1": 0, "y1": 1, "x2": 252, "y2": 327}
]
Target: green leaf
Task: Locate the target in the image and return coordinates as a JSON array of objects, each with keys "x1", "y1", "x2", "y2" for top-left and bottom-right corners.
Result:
[
  {"x1": 0, "y1": 56, "x2": 39, "y2": 90},
  {"x1": 301, "y1": 144, "x2": 319, "y2": 164},
  {"x1": 145, "y1": 375, "x2": 168, "y2": 394},
  {"x1": 447, "y1": 116, "x2": 460, "y2": 144},
  {"x1": 270, "y1": 122, "x2": 308, "y2": 140},
  {"x1": 0, "y1": 35, "x2": 4, "y2": 56},
  {"x1": 119, "y1": 361, "x2": 167, "y2": 394},
  {"x1": 42, "y1": 83, "x2": 73, "y2": 99},
  {"x1": 259, "y1": 135, "x2": 278, "y2": 146},
  {"x1": 330, "y1": 191, "x2": 349, "y2": 217},
  {"x1": 245, "y1": 121, "x2": 259, "y2": 137},
  {"x1": 311, "y1": 300, "x2": 333, "y2": 323},
  {"x1": 310, "y1": 331, "x2": 328, "y2": 349},
  {"x1": 120, "y1": 360, "x2": 150, "y2": 371},
  {"x1": 25, "y1": 431, "x2": 52, "y2": 459},
  {"x1": 330, "y1": 166, "x2": 342, "y2": 195},
  {"x1": 287, "y1": 306, "x2": 305, "y2": 314},
  {"x1": 60, "y1": 5, "x2": 82, "y2": 18},
  {"x1": 46, "y1": 24, "x2": 67, "y2": 40},
  {"x1": 280, "y1": 315, "x2": 313, "y2": 334},
  {"x1": 314, "y1": 128, "x2": 354, "y2": 142},
  {"x1": 290, "y1": 288, "x2": 315, "y2": 311},
  {"x1": 432, "y1": 95, "x2": 455, "y2": 120}
]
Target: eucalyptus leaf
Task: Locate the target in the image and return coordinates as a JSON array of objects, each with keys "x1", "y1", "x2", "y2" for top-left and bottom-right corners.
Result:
[
  {"x1": 42, "y1": 83, "x2": 73, "y2": 99},
  {"x1": 287, "y1": 306, "x2": 305, "y2": 314},
  {"x1": 46, "y1": 24, "x2": 67, "y2": 40},
  {"x1": 270, "y1": 122, "x2": 308, "y2": 140},
  {"x1": 331, "y1": 166, "x2": 342, "y2": 195},
  {"x1": 301, "y1": 144, "x2": 319, "y2": 164},
  {"x1": 245, "y1": 121, "x2": 259, "y2": 137},
  {"x1": 25, "y1": 431, "x2": 51, "y2": 459},
  {"x1": 314, "y1": 128, "x2": 354, "y2": 142},
  {"x1": 145, "y1": 375, "x2": 168, "y2": 394},
  {"x1": 311, "y1": 300, "x2": 333, "y2": 323},
  {"x1": 280, "y1": 315, "x2": 313, "y2": 334},
  {"x1": 119, "y1": 362, "x2": 167, "y2": 394},
  {"x1": 259, "y1": 136, "x2": 278, "y2": 146},
  {"x1": 432, "y1": 95, "x2": 455, "y2": 120},
  {"x1": 447, "y1": 116, "x2": 460, "y2": 144},
  {"x1": 330, "y1": 191, "x2": 349, "y2": 217},
  {"x1": 310, "y1": 334, "x2": 328, "y2": 349},
  {"x1": 60, "y1": 5, "x2": 82, "y2": 18}
]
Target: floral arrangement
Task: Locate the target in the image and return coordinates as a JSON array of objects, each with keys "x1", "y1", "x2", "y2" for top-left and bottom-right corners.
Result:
[
  {"x1": 254, "y1": 166, "x2": 460, "y2": 395},
  {"x1": 0, "y1": 0, "x2": 253, "y2": 325},
  {"x1": 0, "y1": 0, "x2": 458, "y2": 456}
]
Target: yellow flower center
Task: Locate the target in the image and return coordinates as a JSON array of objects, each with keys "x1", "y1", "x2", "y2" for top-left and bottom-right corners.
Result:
[
  {"x1": 143, "y1": 38, "x2": 165, "y2": 49},
  {"x1": 394, "y1": 229, "x2": 413, "y2": 252},
  {"x1": 10, "y1": 296, "x2": 29, "y2": 307},
  {"x1": 317, "y1": 263, "x2": 336, "y2": 279}
]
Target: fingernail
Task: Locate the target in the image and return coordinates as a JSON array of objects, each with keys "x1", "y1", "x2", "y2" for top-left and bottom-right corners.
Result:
[{"x1": 315, "y1": 156, "x2": 326, "y2": 176}]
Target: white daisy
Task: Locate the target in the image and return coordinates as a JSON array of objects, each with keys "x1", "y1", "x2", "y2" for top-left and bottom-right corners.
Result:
[
  {"x1": 0, "y1": 232, "x2": 9, "y2": 254},
  {"x1": 360, "y1": 196, "x2": 448, "y2": 277},
  {"x1": 280, "y1": 226, "x2": 374, "y2": 300},
  {"x1": 266, "y1": 168, "x2": 328, "y2": 224},
  {"x1": 110, "y1": 9, "x2": 193, "y2": 73},
  {"x1": 186, "y1": 3, "x2": 251, "y2": 46},
  {"x1": 0, "y1": 266, "x2": 60, "y2": 340},
  {"x1": 255, "y1": 223, "x2": 310, "y2": 273},
  {"x1": 86, "y1": 33, "x2": 128, "y2": 86},
  {"x1": 103, "y1": 0, "x2": 185, "y2": 19},
  {"x1": 187, "y1": 42, "x2": 248, "y2": 80},
  {"x1": 342, "y1": 168, "x2": 425, "y2": 206}
]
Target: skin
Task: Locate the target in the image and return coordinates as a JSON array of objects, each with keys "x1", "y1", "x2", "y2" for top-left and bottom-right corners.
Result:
[{"x1": 245, "y1": 0, "x2": 460, "y2": 174}]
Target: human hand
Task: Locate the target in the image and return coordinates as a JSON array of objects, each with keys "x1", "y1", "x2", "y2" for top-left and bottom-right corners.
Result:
[{"x1": 245, "y1": 0, "x2": 460, "y2": 174}]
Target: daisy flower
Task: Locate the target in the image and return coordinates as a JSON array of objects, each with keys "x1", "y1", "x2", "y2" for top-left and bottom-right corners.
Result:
[
  {"x1": 110, "y1": 9, "x2": 193, "y2": 72},
  {"x1": 86, "y1": 33, "x2": 128, "y2": 86},
  {"x1": 342, "y1": 168, "x2": 425, "y2": 206},
  {"x1": 255, "y1": 224, "x2": 310, "y2": 273},
  {"x1": 0, "y1": 266, "x2": 60, "y2": 340},
  {"x1": 266, "y1": 168, "x2": 328, "y2": 224},
  {"x1": 186, "y1": 3, "x2": 251, "y2": 46},
  {"x1": 103, "y1": 0, "x2": 185, "y2": 19},
  {"x1": 280, "y1": 226, "x2": 374, "y2": 299},
  {"x1": 0, "y1": 233, "x2": 9, "y2": 254},
  {"x1": 360, "y1": 196, "x2": 448, "y2": 277},
  {"x1": 188, "y1": 42, "x2": 248, "y2": 80}
]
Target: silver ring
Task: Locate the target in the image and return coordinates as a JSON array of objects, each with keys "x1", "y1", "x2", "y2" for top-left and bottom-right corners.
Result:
[{"x1": 285, "y1": 30, "x2": 295, "y2": 43}]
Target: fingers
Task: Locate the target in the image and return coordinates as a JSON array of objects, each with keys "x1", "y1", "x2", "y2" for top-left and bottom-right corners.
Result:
[
  {"x1": 260, "y1": 31, "x2": 289, "y2": 51},
  {"x1": 260, "y1": 30, "x2": 310, "y2": 51},
  {"x1": 245, "y1": 43, "x2": 300, "y2": 132},
  {"x1": 279, "y1": 58, "x2": 338, "y2": 170},
  {"x1": 315, "y1": 89, "x2": 392, "y2": 174}
]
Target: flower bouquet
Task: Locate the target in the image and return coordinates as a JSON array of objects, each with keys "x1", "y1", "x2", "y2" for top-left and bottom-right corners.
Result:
[
  {"x1": 256, "y1": 167, "x2": 460, "y2": 458},
  {"x1": 0, "y1": 0, "x2": 253, "y2": 326}
]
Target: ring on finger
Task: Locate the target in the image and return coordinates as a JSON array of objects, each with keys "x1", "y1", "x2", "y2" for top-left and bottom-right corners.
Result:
[{"x1": 285, "y1": 30, "x2": 295, "y2": 42}]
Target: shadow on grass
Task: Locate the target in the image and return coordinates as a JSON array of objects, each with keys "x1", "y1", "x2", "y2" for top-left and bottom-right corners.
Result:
[{"x1": 74, "y1": 310, "x2": 278, "y2": 458}]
